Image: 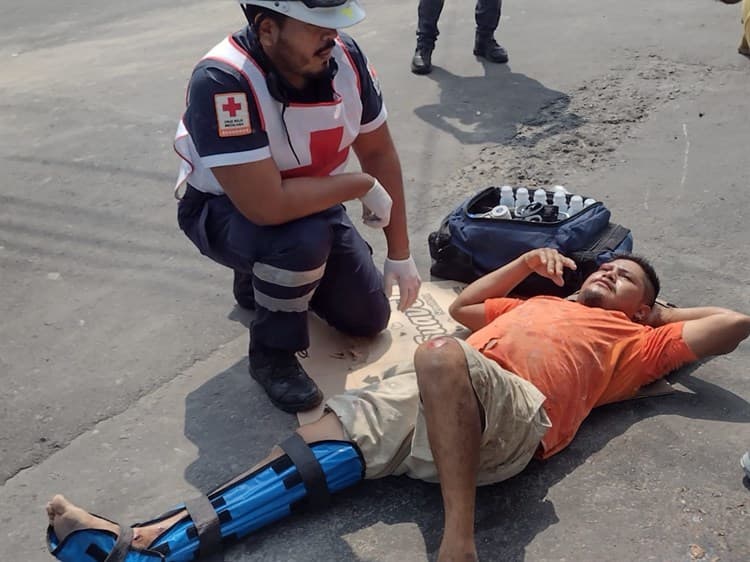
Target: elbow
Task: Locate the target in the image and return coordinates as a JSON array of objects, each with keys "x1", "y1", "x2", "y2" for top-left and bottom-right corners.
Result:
[
  {"x1": 246, "y1": 214, "x2": 272, "y2": 226},
  {"x1": 449, "y1": 303, "x2": 475, "y2": 331},
  {"x1": 251, "y1": 212, "x2": 282, "y2": 226},
  {"x1": 243, "y1": 212, "x2": 275, "y2": 227},
  {"x1": 240, "y1": 202, "x2": 285, "y2": 226},
  {"x1": 716, "y1": 313, "x2": 750, "y2": 355},
  {"x1": 734, "y1": 313, "x2": 750, "y2": 346},
  {"x1": 448, "y1": 300, "x2": 462, "y2": 323},
  {"x1": 224, "y1": 193, "x2": 279, "y2": 226}
]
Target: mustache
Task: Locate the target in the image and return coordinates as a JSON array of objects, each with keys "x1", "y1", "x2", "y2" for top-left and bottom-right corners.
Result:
[{"x1": 315, "y1": 39, "x2": 336, "y2": 56}]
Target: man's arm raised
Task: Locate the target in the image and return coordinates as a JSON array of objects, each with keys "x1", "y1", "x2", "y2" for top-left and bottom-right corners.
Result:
[
  {"x1": 449, "y1": 248, "x2": 577, "y2": 332},
  {"x1": 649, "y1": 304, "x2": 750, "y2": 359}
]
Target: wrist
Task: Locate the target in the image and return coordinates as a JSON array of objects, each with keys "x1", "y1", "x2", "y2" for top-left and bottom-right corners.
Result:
[
  {"x1": 386, "y1": 234, "x2": 410, "y2": 261},
  {"x1": 647, "y1": 303, "x2": 669, "y2": 327},
  {"x1": 520, "y1": 254, "x2": 535, "y2": 271},
  {"x1": 387, "y1": 250, "x2": 411, "y2": 261},
  {"x1": 360, "y1": 174, "x2": 377, "y2": 197},
  {"x1": 658, "y1": 305, "x2": 675, "y2": 325}
]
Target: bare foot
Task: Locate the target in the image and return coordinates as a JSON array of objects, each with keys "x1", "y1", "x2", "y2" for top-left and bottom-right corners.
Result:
[
  {"x1": 46, "y1": 495, "x2": 186, "y2": 548},
  {"x1": 47, "y1": 495, "x2": 120, "y2": 542}
]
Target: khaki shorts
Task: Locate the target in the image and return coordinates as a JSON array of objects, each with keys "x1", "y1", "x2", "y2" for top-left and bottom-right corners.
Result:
[{"x1": 326, "y1": 338, "x2": 551, "y2": 485}]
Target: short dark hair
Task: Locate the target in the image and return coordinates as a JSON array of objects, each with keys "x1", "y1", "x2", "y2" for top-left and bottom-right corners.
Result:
[
  {"x1": 609, "y1": 253, "x2": 660, "y2": 305},
  {"x1": 241, "y1": 6, "x2": 287, "y2": 30}
]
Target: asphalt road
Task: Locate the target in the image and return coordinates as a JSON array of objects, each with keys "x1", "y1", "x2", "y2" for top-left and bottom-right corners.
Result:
[{"x1": 1, "y1": 1, "x2": 749, "y2": 561}]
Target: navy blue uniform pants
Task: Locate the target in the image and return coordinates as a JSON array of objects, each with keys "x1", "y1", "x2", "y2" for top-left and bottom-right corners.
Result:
[
  {"x1": 178, "y1": 186, "x2": 391, "y2": 352},
  {"x1": 417, "y1": 0, "x2": 503, "y2": 46}
]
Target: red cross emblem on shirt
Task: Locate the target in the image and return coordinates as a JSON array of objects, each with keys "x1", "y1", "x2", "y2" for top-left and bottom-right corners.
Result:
[
  {"x1": 222, "y1": 97, "x2": 243, "y2": 117},
  {"x1": 214, "y1": 92, "x2": 252, "y2": 137},
  {"x1": 282, "y1": 127, "x2": 349, "y2": 179}
]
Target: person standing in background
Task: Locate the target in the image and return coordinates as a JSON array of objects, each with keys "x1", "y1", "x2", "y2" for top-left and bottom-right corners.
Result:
[{"x1": 411, "y1": 0, "x2": 509, "y2": 75}]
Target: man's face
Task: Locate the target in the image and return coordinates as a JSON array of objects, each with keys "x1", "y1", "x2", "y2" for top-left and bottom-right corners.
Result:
[
  {"x1": 578, "y1": 259, "x2": 652, "y2": 321},
  {"x1": 262, "y1": 17, "x2": 339, "y2": 85}
]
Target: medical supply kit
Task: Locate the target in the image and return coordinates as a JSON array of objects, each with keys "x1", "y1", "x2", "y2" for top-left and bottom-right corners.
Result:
[{"x1": 428, "y1": 185, "x2": 633, "y2": 297}]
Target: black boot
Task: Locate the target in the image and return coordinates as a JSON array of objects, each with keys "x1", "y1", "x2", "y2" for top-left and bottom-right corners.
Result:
[
  {"x1": 233, "y1": 270, "x2": 255, "y2": 310},
  {"x1": 411, "y1": 44, "x2": 434, "y2": 75},
  {"x1": 249, "y1": 343, "x2": 323, "y2": 413},
  {"x1": 473, "y1": 37, "x2": 509, "y2": 64}
]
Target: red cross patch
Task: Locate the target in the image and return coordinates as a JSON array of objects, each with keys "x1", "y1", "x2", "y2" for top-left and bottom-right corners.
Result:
[{"x1": 214, "y1": 92, "x2": 252, "y2": 137}]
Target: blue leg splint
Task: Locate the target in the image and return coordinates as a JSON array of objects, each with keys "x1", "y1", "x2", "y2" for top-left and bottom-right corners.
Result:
[
  {"x1": 47, "y1": 439, "x2": 364, "y2": 562},
  {"x1": 47, "y1": 527, "x2": 162, "y2": 562}
]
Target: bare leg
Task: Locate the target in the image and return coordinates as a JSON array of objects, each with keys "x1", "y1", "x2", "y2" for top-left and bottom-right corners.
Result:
[
  {"x1": 47, "y1": 413, "x2": 347, "y2": 548},
  {"x1": 414, "y1": 338, "x2": 482, "y2": 562}
]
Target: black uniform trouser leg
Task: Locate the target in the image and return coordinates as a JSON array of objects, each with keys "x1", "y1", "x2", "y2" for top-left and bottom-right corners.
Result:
[{"x1": 178, "y1": 191, "x2": 390, "y2": 352}]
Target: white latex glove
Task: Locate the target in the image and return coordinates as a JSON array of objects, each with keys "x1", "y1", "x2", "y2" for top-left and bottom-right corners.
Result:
[
  {"x1": 359, "y1": 179, "x2": 392, "y2": 229},
  {"x1": 384, "y1": 256, "x2": 422, "y2": 312}
]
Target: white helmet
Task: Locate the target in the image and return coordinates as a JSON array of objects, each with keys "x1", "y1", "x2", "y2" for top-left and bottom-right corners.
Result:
[{"x1": 239, "y1": 0, "x2": 366, "y2": 29}]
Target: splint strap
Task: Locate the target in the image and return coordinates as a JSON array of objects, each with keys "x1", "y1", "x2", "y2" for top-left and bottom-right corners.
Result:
[
  {"x1": 184, "y1": 495, "x2": 223, "y2": 561},
  {"x1": 279, "y1": 433, "x2": 331, "y2": 508},
  {"x1": 103, "y1": 526, "x2": 133, "y2": 562}
]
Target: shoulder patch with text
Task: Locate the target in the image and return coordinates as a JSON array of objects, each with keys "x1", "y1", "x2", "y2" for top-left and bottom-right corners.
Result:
[{"x1": 214, "y1": 92, "x2": 252, "y2": 137}]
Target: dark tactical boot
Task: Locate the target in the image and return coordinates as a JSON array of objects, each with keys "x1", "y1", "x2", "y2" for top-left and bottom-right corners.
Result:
[
  {"x1": 249, "y1": 343, "x2": 323, "y2": 413},
  {"x1": 411, "y1": 44, "x2": 434, "y2": 75},
  {"x1": 473, "y1": 37, "x2": 509, "y2": 64},
  {"x1": 233, "y1": 270, "x2": 255, "y2": 310}
]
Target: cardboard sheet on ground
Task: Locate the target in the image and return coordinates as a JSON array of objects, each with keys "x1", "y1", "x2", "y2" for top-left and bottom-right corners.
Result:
[
  {"x1": 298, "y1": 281, "x2": 469, "y2": 425},
  {"x1": 297, "y1": 280, "x2": 674, "y2": 426}
]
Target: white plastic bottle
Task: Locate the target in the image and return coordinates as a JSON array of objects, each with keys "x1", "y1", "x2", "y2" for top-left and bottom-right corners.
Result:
[
  {"x1": 584, "y1": 198, "x2": 597, "y2": 207},
  {"x1": 553, "y1": 190, "x2": 568, "y2": 213},
  {"x1": 533, "y1": 188, "x2": 547, "y2": 205},
  {"x1": 499, "y1": 185, "x2": 515, "y2": 208},
  {"x1": 568, "y1": 195, "x2": 584, "y2": 215},
  {"x1": 515, "y1": 187, "x2": 530, "y2": 211}
]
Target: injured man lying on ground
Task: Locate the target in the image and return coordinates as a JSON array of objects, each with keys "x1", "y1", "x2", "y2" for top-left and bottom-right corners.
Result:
[{"x1": 46, "y1": 248, "x2": 750, "y2": 562}]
